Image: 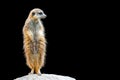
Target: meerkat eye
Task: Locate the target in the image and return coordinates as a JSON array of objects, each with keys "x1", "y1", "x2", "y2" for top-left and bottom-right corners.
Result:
[
  {"x1": 39, "y1": 12, "x2": 43, "y2": 15},
  {"x1": 32, "y1": 12, "x2": 35, "y2": 15}
]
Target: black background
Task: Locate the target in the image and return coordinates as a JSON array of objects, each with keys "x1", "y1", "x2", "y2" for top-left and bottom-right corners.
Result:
[{"x1": 0, "y1": 0, "x2": 105, "y2": 80}]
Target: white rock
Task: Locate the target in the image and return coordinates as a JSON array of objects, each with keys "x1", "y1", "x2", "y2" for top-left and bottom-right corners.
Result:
[{"x1": 14, "y1": 74, "x2": 76, "y2": 80}]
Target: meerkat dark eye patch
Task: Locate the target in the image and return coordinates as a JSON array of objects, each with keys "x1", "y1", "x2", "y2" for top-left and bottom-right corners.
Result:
[
  {"x1": 32, "y1": 12, "x2": 35, "y2": 15},
  {"x1": 39, "y1": 12, "x2": 43, "y2": 15}
]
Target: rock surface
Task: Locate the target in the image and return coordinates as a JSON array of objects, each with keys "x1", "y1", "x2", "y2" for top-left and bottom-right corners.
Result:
[{"x1": 14, "y1": 74, "x2": 76, "y2": 80}]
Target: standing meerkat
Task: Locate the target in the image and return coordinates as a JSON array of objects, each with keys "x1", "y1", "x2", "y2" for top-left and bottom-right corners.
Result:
[{"x1": 23, "y1": 8, "x2": 47, "y2": 75}]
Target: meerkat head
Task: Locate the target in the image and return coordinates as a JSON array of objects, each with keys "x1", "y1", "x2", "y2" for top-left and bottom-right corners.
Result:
[{"x1": 29, "y1": 8, "x2": 46, "y2": 20}]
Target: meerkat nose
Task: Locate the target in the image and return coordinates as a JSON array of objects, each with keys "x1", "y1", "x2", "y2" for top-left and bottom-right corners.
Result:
[{"x1": 44, "y1": 14, "x2": 47, "y2": 18}]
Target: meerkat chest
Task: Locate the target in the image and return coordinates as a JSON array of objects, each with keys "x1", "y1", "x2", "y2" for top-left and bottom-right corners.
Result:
[{"x1": 29, "y1": 21, "x2": 44, "y2": 40}]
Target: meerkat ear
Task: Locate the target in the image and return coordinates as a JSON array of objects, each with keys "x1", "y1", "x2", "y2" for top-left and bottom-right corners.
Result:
[{"x1": 32, "y1": 12, "x2": 35, "y2": 16}]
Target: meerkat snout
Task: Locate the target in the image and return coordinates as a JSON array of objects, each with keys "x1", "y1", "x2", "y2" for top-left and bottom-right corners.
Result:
[{"x1": 38, "y1": 11, "x2": 47, "y2": 19}]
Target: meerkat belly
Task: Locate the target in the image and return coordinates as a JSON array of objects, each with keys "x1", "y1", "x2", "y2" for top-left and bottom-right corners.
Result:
[{"x1": 29, "y1": 22, "x2": 42, "y2": 54}]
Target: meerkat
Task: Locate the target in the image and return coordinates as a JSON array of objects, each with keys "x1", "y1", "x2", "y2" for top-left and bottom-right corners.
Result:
[{"x1": 23, "y1": 8, "x2": 47, "y2": 75}]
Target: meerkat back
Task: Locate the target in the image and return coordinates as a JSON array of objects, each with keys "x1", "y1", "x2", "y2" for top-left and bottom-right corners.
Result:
[{"x1": 23, "y1": 8, "x2": 47, "y2": 75}]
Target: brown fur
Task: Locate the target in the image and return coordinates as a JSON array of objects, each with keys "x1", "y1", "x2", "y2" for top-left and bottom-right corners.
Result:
[{"x1": 23, "y1": 8, "x2": 46, "y2": 75}]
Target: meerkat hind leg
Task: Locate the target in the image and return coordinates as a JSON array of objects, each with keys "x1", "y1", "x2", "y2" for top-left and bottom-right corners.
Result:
[
  {"x1": 37, "y1": 70, "x2": 42, "y2": 76},
  {"x1": 28, "y1": 69, "x2": 34, "y2": 75},
  {"x1": 35, "y1": 66, "x2": 42, "y2": 76}
]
